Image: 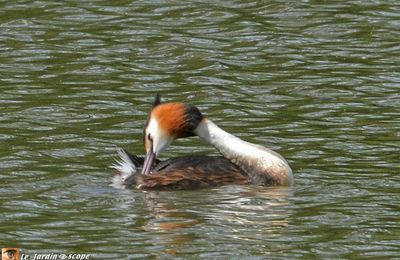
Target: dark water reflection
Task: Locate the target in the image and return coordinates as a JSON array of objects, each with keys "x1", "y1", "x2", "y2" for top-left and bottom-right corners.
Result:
[{"x1": 1, "y1": 0, "x2": 399, "y2": 258}]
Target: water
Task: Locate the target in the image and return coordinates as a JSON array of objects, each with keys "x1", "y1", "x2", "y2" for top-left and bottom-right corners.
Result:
[{"x1": 1, "y1": 1, "x2": 399, "y2": 258}]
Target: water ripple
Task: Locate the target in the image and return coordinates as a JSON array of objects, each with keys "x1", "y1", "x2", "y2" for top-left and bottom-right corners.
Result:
[{"x1": 1, "y1": 0, "x2": 399, "y2": 258}]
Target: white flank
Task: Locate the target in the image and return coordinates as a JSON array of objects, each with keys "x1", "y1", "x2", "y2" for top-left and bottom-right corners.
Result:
[{"x1": 110, "y1": 148, "x2": 137, "y2": 188}]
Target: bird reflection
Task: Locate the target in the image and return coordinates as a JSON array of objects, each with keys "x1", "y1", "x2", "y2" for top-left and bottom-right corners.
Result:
[{"x1": 138, "y1": 186, "x2": 292, "y2": 255}]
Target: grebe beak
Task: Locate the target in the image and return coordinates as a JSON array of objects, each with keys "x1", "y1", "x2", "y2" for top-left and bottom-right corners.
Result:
[
  {"x1": 142, "y1": 150, "x2": 155, "y2": 175},
  {"x1": 141, "y1": 142, "x2": 156, "y2": 175}
]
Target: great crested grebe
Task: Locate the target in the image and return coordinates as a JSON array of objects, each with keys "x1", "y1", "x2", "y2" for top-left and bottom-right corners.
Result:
[{"x1": 112, "y1": 94, "x2": 293, "y2": 190}]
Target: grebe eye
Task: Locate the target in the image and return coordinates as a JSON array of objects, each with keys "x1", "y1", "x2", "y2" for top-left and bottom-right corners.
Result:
[{"x1": 147, "y1": 134, "x2": 153, "y2": 141}]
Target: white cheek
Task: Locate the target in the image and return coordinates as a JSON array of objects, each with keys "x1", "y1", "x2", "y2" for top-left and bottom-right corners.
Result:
[
  {"x1": 154, "y1": 136, "x2": 173, "y2": 155},
  {"x1": 147, "y1": 118, "x2": 160, "y2": 139},
  {"x1": 148, "y1": 118, "x2": 173, "y2": 155}
]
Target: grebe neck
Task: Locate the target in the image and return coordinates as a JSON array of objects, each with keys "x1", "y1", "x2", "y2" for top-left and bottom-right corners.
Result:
[{"x1": 194, "y1": 118, "x2": 293, "y2": 186}]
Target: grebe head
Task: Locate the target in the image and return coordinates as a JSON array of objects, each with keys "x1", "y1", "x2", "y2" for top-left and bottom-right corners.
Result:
[{"x1": 141, "y1": 94, "x2": 203, "y2": 175}]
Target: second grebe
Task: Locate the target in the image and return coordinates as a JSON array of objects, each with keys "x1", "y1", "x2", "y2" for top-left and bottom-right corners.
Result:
[{"x1": 112, "y1": 94, "x2": 293, "y2": 189}]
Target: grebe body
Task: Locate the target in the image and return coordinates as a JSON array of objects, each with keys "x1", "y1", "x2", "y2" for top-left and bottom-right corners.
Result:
[
  {"x1": 112, "y1": 94, "x2": 293, "y2": 189},
  {"x1": 111, "y1": 149, "x2": 248, "y2": 190}
]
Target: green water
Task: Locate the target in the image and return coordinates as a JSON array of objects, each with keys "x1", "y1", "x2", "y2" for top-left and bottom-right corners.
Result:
[{"x1": 1, "y1": 1, "x2": 399, "y2": 258}]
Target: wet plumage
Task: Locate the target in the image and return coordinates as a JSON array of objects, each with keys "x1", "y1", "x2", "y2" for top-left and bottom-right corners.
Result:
[{"x1": 111, "y1": 149, "x2": 249, "y2": 190}]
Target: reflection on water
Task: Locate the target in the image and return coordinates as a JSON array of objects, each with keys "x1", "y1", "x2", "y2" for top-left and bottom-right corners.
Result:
[
  {"x1": 135, "y1": 186, "x2": 293, "y2": 257},
  {"x1": 142, "y1": 186, "x2": 292, "y2": 232},
  {"x1": 1, "y1": 0, "x2": 399, "y2": 258}
]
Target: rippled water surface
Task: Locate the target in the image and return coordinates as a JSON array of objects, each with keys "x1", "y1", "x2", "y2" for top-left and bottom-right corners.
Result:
[{"x1": 1, "y1": 1, "x2": 399, "y2": 258}]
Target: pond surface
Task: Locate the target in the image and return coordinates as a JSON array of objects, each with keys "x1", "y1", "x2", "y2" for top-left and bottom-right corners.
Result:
[{"x1": 1, "y1": 1, "x2": 399, "y2": 258}]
